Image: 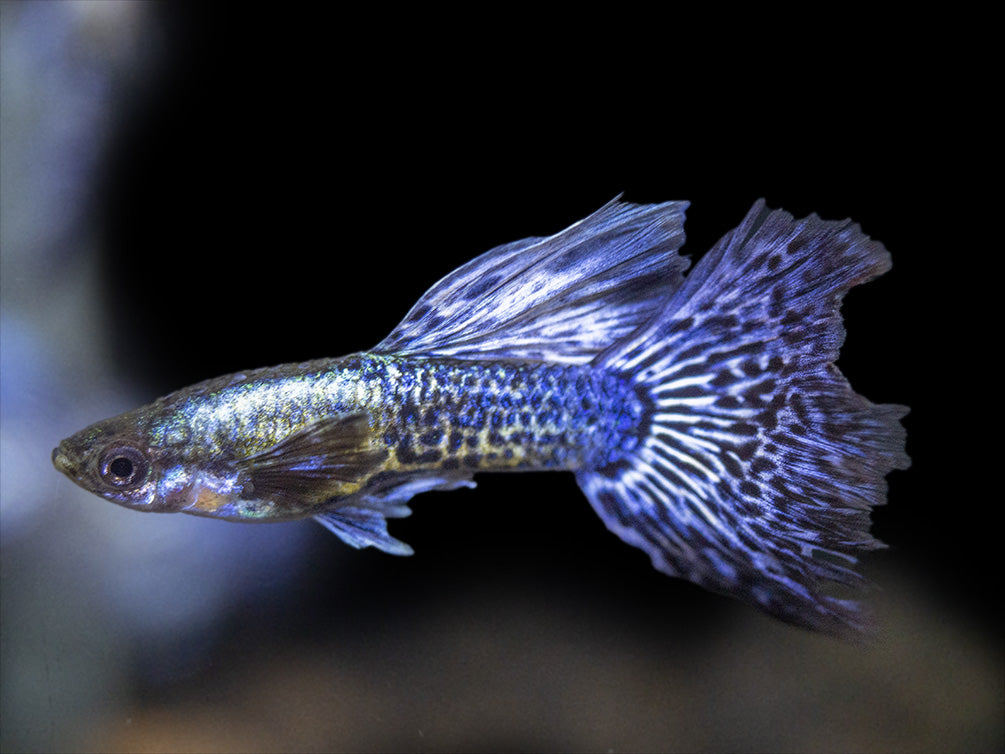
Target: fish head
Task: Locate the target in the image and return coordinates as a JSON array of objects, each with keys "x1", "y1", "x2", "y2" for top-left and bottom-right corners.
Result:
[
  {"x1": 52, "y1": 396, "x2": 388, "y2": 524},
  {"x1": 52, "y1": 399, "x2": 262, "y2": 521},
  {"x1": 52, "y1": 403, "x2": 255, "y2": 519},
  {"x1": 52, "y1": 409, "x2": 166, "y2": 512}
]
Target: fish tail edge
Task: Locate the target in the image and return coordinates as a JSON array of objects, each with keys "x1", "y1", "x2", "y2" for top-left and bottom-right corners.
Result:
[{"x1": 577, "y1": 199, "x2": 910, "y2": 636}]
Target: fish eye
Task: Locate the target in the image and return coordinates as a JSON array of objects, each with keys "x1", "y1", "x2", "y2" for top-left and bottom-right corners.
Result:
[{"x1": 98, "y1": 446, "x2": 149, "y2": 490}]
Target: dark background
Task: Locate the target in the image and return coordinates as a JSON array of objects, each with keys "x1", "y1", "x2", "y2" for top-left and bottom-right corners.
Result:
[{"x1": 74, "y1": 5, "x2": 994, "y2": 750}]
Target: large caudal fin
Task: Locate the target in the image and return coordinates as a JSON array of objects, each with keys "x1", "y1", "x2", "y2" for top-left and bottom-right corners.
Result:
[{"x1": 578, "y1": 200, "x2": 910, "y2": 636}]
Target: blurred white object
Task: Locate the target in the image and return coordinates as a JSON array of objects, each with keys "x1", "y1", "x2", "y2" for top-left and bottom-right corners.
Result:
[{"x1": 1, "y1": 4, "x2": 308, "y2": 750}]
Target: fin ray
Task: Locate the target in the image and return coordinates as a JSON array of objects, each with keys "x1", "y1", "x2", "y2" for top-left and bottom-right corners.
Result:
[
  {"x1": 237, "y1": 414, "x2": 387, "y2": 504},
  {"x1": 316, "y1": 472, "x2": 476, "y2": 554},
  {"x1": 315, "y1": 508, "x2": 414, "y2": 556},
  {"x1": 374, "y1": 198, "x2": 690, "y2": 363},
  {"x1": 582, "y1": 200, "x2": 909, "y2": 635}
]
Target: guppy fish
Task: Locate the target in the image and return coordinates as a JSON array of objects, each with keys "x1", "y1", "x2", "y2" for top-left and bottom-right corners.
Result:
[{"x1": 53, "y1": 198, "x2": 909, "y2": 636}]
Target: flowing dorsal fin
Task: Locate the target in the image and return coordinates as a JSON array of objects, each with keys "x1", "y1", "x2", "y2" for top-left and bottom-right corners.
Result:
[{"x1": 373, "y1": 198, "x2": 690, "y2": 364}]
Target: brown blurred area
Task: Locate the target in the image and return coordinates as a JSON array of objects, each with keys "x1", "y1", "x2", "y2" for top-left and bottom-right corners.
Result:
[{"x1": 86, "y1": 569, "x2": 999, "y2": 754}]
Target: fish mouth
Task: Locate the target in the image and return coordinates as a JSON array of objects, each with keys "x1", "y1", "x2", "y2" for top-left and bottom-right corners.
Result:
[{"x1": 51, "y1": 443, "x2": 76, "y2": 477}]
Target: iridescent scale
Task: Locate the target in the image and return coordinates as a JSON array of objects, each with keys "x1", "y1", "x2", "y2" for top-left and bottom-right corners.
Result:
[
  {"x1": 152, "y1": 354, "x2": 643, "y2": 476},
  {"x1": 359, "y1": 354, "x2": 644, "y2": 474}
]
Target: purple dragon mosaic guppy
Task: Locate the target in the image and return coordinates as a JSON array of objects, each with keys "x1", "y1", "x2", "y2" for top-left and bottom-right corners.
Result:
[{"x1": 53, "y1": 199, "x2": 909, "y2": 635}]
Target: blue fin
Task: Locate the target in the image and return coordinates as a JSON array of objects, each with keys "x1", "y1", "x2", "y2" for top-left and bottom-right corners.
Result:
[
  {"x1": 316, "y1": 473, "x2": 476, "y2": 555},
  {"x1": 374, "y1": 198, "x2": 690, "y2": 363},
  {"x1": 315, "y1": 507, "x2": 414, "y2": 556},
  {"x1": 579, "y1": 200, "x2": 910, "y2": 636}
]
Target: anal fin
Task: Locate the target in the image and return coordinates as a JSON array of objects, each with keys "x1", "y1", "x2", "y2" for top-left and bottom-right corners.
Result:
[
  {"x1": 316, "y1": 472, "x2": 476, "y2": 554},
  {"x1": 315, "y1": 508, "x2": 414, "y2": 556}
]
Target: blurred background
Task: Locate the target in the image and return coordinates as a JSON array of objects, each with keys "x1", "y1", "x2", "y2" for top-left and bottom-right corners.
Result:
[{"x1": 1, "y1": 3, "x2": 999, "y2": 752}]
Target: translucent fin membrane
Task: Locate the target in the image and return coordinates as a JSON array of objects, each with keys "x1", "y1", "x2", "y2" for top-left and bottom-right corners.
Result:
[{"x1": 581, "y1": 201, "x2": 909, "y2": 636}]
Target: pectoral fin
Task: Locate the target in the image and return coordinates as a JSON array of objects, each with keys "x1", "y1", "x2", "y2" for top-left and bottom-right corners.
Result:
[{"x1": 236, "y1": 413, "x2": 387, "y2": 507}]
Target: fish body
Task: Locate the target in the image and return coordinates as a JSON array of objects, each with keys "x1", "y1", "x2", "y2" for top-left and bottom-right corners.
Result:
[{"x1": 53, "y1": 198, "x2": 909, "y2": 635}]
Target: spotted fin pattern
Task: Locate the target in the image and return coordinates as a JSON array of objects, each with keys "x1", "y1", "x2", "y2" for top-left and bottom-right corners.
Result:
[
  {"x1": 580, "y1": 200, "x2": 910, "y2": 635},
  {"x1": 374, "y1": 198, "x2": 690, "y2": 364}
]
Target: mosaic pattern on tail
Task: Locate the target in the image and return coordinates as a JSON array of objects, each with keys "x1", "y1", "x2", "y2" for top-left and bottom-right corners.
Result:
[
  {"x1": 582, "y1": 200, "x2": 909, "y2": 634},
  {"x1": 52, "y1": 197, "x2": 908, "y2": 636}
]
